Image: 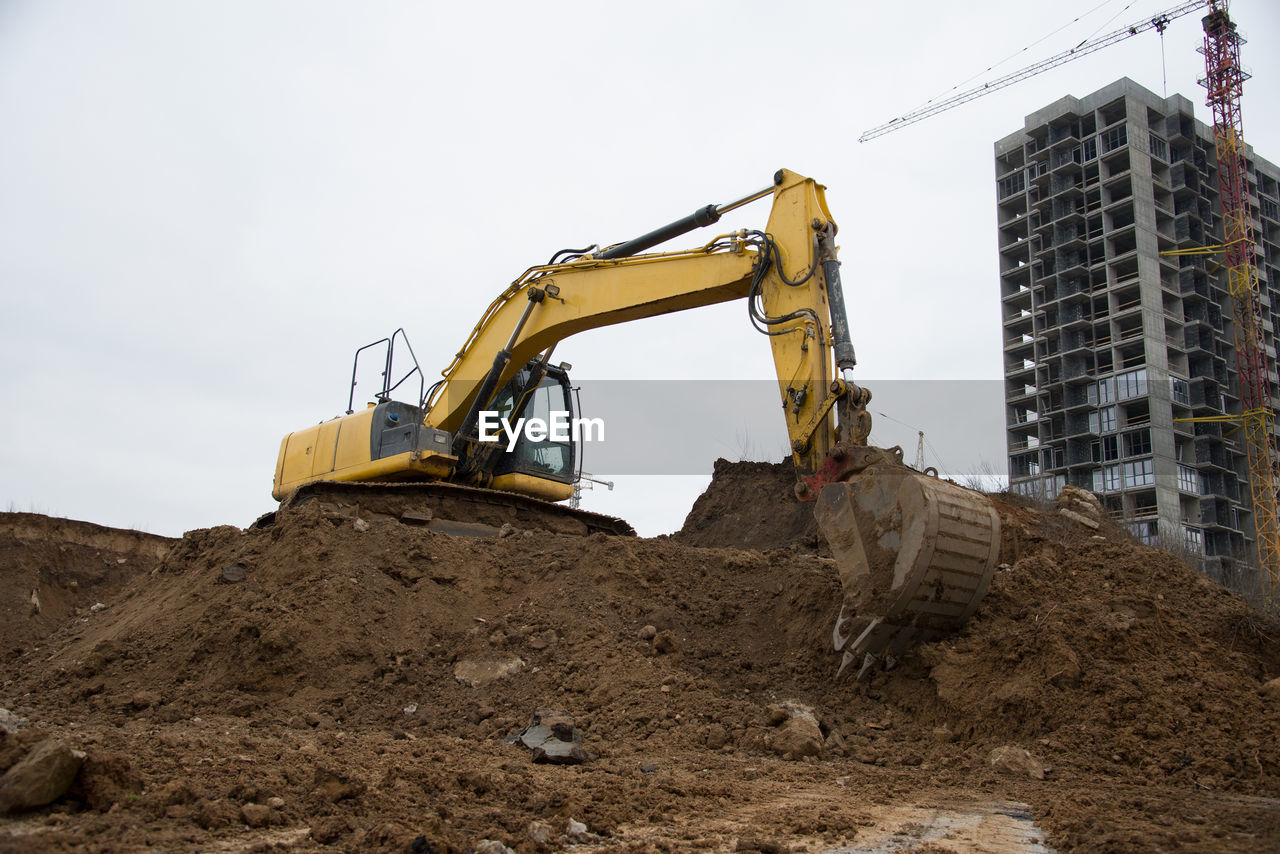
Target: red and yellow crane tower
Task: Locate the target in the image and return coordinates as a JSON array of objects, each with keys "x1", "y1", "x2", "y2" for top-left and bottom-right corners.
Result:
[
  {"x1": 861, "y1": 0, "x2": 1277, "y2": 593},
  {"x1": 1198, "y1": 2, "x2": 1278, "y2": 594}
]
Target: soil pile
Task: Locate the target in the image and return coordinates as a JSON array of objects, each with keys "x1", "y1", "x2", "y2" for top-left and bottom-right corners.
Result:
[
  {"x1": 1, "y1": 463, "x2": 1279, "y2": 852},
  {"x1": 674, "y1": 458, "x2": 823, "y2": 553},
  {"x1": 0, "y1": 513, "x2": 173, "y2": 664}
]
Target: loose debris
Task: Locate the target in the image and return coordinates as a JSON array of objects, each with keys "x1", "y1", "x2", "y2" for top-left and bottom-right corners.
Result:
[{"x1": 1, "y1": 461, "x2": 1278, "y2": 851}]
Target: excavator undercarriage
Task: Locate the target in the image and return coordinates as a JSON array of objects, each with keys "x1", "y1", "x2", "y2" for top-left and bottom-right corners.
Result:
[{"x1": 254, "y1": 480, "x2": 634, "y2": 538}]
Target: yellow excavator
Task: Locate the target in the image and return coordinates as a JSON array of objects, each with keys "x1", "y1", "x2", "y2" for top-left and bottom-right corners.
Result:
[{"x1": 270, "y1": 169, "x2": 1001, "y2": 679}]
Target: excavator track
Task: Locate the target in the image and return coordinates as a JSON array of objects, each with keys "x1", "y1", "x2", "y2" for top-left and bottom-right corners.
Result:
[{"x1": 252, "y1": 480, "x2": 635, "y2": 538}]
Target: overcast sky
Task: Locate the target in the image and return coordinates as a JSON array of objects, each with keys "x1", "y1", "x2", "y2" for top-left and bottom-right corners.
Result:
[{"x1": 3, "y1": 0, "x2": 1278, "y2": 537}]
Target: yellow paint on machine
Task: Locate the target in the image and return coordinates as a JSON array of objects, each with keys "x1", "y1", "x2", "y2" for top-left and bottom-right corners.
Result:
[
  {"x1": 273, "y1": 408, "x2": 456, "y2": 501},
  {"x1": 489, "y1": 473, "x2": 573, "y2": 502}
]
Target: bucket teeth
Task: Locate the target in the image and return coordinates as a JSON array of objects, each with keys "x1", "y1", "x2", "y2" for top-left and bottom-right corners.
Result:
[{"x1": 832, "y1": 604, "x2": 853, "y2": 652}]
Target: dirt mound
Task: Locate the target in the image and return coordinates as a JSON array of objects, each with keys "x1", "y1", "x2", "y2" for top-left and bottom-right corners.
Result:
[
  {"x1": 674, "y1": 458, "x2": 824, "y2": 552},
  {"x1": 0, "y1": 512, "x2": 174, "y2": 664},
  {"x1": 2, "y1": 476, "x2": 1280, "y2": 852}
]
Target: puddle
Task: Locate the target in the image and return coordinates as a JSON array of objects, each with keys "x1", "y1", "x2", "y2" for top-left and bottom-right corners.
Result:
[{"x1": 825, "y1": 800, "x2": 1053, "y2": 853}]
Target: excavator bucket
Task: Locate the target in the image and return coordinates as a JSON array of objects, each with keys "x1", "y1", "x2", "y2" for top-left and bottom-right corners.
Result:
[{"x1": 815, "y1": 464, "x2": 1001, "y2": 680}]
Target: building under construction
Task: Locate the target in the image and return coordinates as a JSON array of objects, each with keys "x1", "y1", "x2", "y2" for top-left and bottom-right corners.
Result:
[{"x1": 996, "y1": 77, "x2": 1280, "y2": 593}]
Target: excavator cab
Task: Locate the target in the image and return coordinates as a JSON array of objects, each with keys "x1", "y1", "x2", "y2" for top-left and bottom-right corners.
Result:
[{"x1": 485, "y1": 364, "x2": 579, "y2": 501}]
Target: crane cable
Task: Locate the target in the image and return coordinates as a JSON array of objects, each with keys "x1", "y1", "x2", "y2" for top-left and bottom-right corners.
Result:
[
  {"x1": 908, "y1": 0, "x2": 1121, "y2": 114},
  {"x1": 860, "y1": 0, "x2": 1210, "y2": 142},
  {"x1": 873, "y1": 409, "x2": 954, "y2": 474}
]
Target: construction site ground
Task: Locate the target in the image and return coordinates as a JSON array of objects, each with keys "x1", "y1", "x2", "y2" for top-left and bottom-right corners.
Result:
[{"x1": 2, "y1": 460, "x2": 1279, "y2": 853}]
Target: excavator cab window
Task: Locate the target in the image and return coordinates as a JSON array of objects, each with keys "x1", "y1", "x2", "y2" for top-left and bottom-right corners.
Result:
[{"x1": 493, "y1": 365, "x2": 576, "y2": 483}]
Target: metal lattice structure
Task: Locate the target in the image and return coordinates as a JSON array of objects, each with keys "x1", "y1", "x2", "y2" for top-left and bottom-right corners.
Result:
[
  {"x1": 1199, "y1": 2, "x2": 1280, "y2": 595},
  {"x1": 859, "y1": 0, "x2": 1211, "y2": 143}
]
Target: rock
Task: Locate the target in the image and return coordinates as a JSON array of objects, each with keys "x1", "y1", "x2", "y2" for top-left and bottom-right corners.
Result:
[
  {"x1": 28, "y1": 589, "x2": 39, "y2": 615},
  {"x1": 0, "y1": 739, "x2": 86, "y2": 814},
  {"x1": 767, "y1": 704, "x2": 824, "y2": 760},
  {"x1": 1055, "y1": 485, "x2": 1104, "y2": 520},
  {"x1": 526, "y1": 821, "x2": 552, "y2": 844},
  {"x1": 403, "y1": 703, "x2": 418, "y2": 715},
  {"x1": 241, "y1": 802, "x2": 272, "y2": 827},
  {"x1": 312, "y1": 767, "x2": 366, "y2": 802},
  {"x1": 652, "y1": 630, "x2": 679, "y2": 654},
  {"x1": 507, "y1": 709, "x2": 591, "y2": 765},
  {"x1": 267, "y1": 796, "x2": 286, "y2": 809},
  {"x1": 453, "y1": 656, "x2": 526, "y2": 687},
  {"x1": 130, "y1": 691, "x2": 161, "y2": 710},
  {"x1": 988, "y1": 745, "x2": 1050, "y2": 780},
  {"x1": 220, "y1": 564, "x2": 246, "y2": 583},
  {"x1": 566, "y1": 818, "x2": 590, "y2": 840},
  {"x1": 532, "y1": 741, "x2": 589, "y2": 765},
  {"x1": 639, "y1": 762, "x2": 658, "y2": 775},
  {"x1": 0, "y1": 709, "x2": 29, "y2": 735},
  {"x1": 765, "y1": 705, "x2": 790, "y2": 727},
  {"x1": 638, "y1": 624, "x2": 657, "y2": 640},
  {"x1": 498, "y1": 522, "x2": 516, "y2": 538},
  {"x1": 352, "y1": 518, "x2": 370, "y2": 533},
  {"x1": 1261, "y1": 678, "x2": 1280, "y2": 701},
  {"x1": 932, "y1": 726, "x2": 958, "y2": 743},
  {"x1": 310, "y1": 815, "x2": 353, "y2": 844},
  {"x1": 705, "y1": 723, "x2": 730, "y2": 750},
  {"x1": 823, "y1": 728, "x2": 847, "y2": 756},
  {"x1": 1059, "y1": 508, "x2": 1100, "y2": 529},
  {"x1": 89, "y1": 602, "x2": 107, "y2": 613},
  {"x1": 474, "y1": 841, "x2": 515, "y2": 854},
  {"x1": 195, "y1": 798, "x2": 239, "y2": 829}
]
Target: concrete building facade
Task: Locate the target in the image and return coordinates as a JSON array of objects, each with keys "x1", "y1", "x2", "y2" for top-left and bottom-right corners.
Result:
[{"x1": 996, "y1": 78, "x2": 1280, "y2": 589}]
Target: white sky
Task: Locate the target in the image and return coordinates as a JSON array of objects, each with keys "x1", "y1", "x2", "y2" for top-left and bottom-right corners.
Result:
[{"x1": 2, "y1": 0, "x2": 1277, "y2": 536}]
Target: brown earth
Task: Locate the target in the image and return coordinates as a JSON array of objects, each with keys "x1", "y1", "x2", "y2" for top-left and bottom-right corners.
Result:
[
  {"x1": 1, "y1": 463, "x2": 1280, "y2": 853},
  {"x1": 673, "y1": 458, "x2": 825, "y2": 554},
  {"x1": 0, "y1": 513, "x2": 174, "y2": 665}
]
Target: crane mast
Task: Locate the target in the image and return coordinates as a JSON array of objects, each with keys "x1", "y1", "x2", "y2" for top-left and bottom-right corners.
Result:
[{"x1": 1198, "y1": 2, "x2": 1279, "y2": 594}]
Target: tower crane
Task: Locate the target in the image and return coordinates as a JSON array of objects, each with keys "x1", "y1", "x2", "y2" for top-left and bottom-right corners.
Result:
[
  {"x1": 859, "y1": 0, "x2": 1213, "y2": 143},
  {"x1": 1196, "y1": 4, "x2": 1279, "y2": 595},
  {"x1": 860, "y1": 2, "x2": 1276, "y2": 592}
]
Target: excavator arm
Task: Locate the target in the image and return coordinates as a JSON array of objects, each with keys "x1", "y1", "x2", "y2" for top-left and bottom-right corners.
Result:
[{"x1": 425, "y1": 169, "x2": 870, "y2": 493}]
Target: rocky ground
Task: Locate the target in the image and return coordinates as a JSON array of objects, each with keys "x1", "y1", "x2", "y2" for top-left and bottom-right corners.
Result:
[{"x1": 2, "y1": 462, "x2": 1279, "y2": 853}]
